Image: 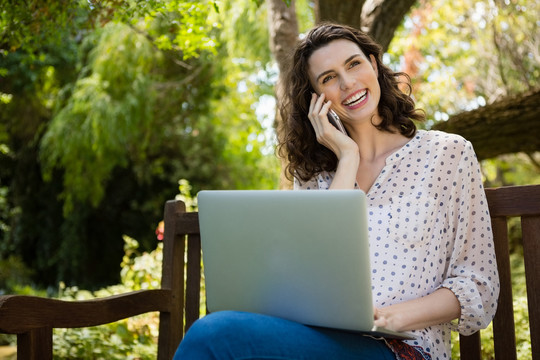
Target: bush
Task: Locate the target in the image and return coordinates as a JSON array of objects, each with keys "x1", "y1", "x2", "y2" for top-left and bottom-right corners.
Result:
[
  {"x1": 52, "y1": 236, "x2": 162, "y2": 359},
  {"x1": 50, "y1": 178, "x2": 194, "y2": 358},
  {"x1": 0, "y1": 255, "x2": 37, "y2": 295}
]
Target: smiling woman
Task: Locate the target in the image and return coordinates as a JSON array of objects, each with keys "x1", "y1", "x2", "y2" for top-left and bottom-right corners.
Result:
[
  {"x1": 172, "y1": 23, "x2": 499, "y2": 360},
  {"x1": 307, "y1": 40, "x2": 381, "y2": 123},
  {"x1": 278, "y1": 23, "x2": 424, "y2": 189},
  {"x1": 276, "y1": 23, "x2": 498, "y2": 360}
]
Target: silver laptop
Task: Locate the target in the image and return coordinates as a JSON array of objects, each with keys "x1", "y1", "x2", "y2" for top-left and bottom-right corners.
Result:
[{"x1": 197, "y1": 190, "x2": 415, "y2": 340}]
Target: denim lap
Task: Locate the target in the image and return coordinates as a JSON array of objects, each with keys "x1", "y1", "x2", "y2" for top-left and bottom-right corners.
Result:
[{"x1": 173, "y1": 311, "x2": 396, "y2": 360}]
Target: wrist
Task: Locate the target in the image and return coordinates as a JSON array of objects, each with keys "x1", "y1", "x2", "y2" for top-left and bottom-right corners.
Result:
[{"x1": 338, "y1": 148, "x2": 359, "y2": 164}]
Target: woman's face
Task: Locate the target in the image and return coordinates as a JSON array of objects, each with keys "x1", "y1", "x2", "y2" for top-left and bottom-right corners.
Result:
[{"x1": 307, "y1": 39, "x2": 381, "y2": 125}]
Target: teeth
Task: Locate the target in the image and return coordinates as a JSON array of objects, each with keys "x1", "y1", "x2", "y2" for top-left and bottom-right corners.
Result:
[{"x1": 344, "y1": 90, "x2": 367, "y2": 106}]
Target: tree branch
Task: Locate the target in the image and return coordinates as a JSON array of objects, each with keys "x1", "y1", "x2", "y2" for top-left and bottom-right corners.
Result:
[{"x1": 433, "y1": 88, "x2": 540, "y2": 160}]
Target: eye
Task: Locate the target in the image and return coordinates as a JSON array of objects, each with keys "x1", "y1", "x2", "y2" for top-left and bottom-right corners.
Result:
[
  {"x1": 349, "y1": 60, "x2": 361, "y2": 68},
  {"x1": 322, "y1": 74, "x2": 335, "y2": 84}
]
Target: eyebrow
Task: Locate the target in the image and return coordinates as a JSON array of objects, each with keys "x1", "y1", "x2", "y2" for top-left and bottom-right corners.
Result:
[{"x1": 315, "y1": 54, "x2": 363, "y2": 83}]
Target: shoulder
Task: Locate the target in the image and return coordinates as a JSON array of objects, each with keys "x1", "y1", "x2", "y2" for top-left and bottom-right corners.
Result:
[
  {"x1": 417, "y1": 130, "x2": 473, "y2": 154},
  {"x1": 418, "y1": 129, "x2": 469, "y2": 145}
]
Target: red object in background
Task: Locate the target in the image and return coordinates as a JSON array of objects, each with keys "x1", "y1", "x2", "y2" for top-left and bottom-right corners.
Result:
[{"x1": 155, "y1": 220, "x2": 164, "y2": 241}]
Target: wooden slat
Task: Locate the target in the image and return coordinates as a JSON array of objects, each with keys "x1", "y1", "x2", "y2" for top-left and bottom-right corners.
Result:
[
  {"x1": 459, "y1": 332, "x2": 481, "y2": 360},
  {"x1": 175, "y1": 212, "x2": 200, "y2": 235},
  {"x1": 0, "y1": 290, "x2": 170, "y2": 334},
  {"x1": 158, "y1": 199, "x2": 188, "y2": 360},
  {"x1": 17, "y1": 327, "x2": 52, "y2": 360},
  {"x1": 185, "y1": 233, "x2": 202, "y2": 332},
  {"x1": 522, "y1": 215, "x2": 540, "y2": 360},
  {"x1": 491, "y1": 216, "x2": 518, "y2": 360},
  {"x1": 485, "y1": 185, "x2": 540, "y2": 217}
]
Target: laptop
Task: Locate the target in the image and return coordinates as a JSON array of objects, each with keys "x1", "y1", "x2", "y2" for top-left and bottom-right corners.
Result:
[{"x1": 197, "y1": 189, "x2": 415, "y2": 340}]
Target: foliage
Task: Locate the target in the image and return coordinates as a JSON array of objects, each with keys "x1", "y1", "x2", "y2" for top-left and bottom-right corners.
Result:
[
  {"x1": 295, "y1": 0, "x2": 316, "y2": 33},
  {"x1": 0, "y1": 179, "x2": 200, "y2": 356},
  {"x1": 385, "y1": 0, "x2": 539, "y2": 190},
  {"x1": 35, "y1": 0, "x2": 280, "y2": 208},
  {"x1": 38, "y1": 0, "x2": 224, "y2": 215},
  {"x1": 205, "y1": 0, "x2": 281, "y2": 189},
  {"x1": 216, "y1": 0, "x2": 271, "y2": 64},
  {"x1": 1, "y1": 0, "x2": 280, "y2": 288},
  {"x1": 0, "y1": 184, "x2": 10, "y2": 248},
  {"x1": 40, "y1": 22, "x2": 158, "y2": 213},
  {"x1": 387, "y1": 0, "x2": 540, "y2": 126},
  {"x1": 0, "y1": 0, "x2": 86, "y2": 57},
  {"x1": 176, "y1": 178, "x2": 197, "y2": 211},
  {"x1": 0, "y1": 255, "x2": 34, "y2": 295},
  {"x1": 482, "y1": 153, "x2": 540, "y2": 187}
]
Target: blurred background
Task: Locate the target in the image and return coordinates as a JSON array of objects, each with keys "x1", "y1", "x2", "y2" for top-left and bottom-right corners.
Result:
[{"x1": 0, "y1": 0, "x2": 538, "y2": 358}]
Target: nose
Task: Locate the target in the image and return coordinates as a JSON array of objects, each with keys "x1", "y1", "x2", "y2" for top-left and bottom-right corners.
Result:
[{"x1": 340, "y1": 73, "x2": 355, "y2": 91}]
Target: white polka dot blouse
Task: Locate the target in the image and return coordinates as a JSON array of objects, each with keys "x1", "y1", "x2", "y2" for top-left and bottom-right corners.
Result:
[{"x1": 294, "y1": 130, "x2": 500, "y2": 359}]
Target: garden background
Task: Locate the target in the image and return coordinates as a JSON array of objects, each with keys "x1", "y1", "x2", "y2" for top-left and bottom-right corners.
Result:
[{"x1": 0, "y1": 0, "x2": 539, "y2": 358}]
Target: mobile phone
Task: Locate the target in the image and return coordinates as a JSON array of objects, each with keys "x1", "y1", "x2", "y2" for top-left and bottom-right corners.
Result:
[{"x1": 328, "y1": 109, "x2": 347, "y2": 134}]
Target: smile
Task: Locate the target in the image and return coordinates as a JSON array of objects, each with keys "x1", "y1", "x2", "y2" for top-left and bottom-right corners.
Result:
[{"x1": 343, "y1": 90, "x2": 367, "y2": 107}]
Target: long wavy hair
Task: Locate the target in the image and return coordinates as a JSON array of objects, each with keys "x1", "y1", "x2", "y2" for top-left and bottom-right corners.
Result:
[{"x1": 277, "y1": 23, "x2": 425, "y2": 183}]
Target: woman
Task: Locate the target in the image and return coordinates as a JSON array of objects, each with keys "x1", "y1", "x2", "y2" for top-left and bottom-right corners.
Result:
[{"x1": 174, "y1": 23, "x2": 499, "y2": 360}]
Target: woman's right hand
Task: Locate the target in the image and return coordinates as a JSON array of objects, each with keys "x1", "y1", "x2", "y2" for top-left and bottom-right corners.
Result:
[
  {"x1": 309, "y1": 93, "x2": 359, "y2": 190},
  {"x1": 308, "y1": 93, "x2": 358, "y2": 160}
]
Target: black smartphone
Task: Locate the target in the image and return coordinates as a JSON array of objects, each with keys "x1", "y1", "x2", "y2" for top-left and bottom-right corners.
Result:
[{"x1": 328, "y1": 109, "x2": 347, "y2": 134}]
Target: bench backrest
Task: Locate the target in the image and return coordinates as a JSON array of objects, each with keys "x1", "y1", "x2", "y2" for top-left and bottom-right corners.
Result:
[
  {"x1": 1, "y1": 185, "x2": 539, "y2": 359},
  {"x1": 173, "y1": 185, "x2": 540, "y2": 360},
  {"x1": 458, "y1": 185, "x2": 540, "y2": 360}
]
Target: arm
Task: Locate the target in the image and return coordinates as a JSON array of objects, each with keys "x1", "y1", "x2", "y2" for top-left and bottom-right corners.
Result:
[
  {"x1": 440, "y1": 140, "x2": 499, "y2": 335},
  {"x1": 373, "y1": 287, "x2": 460, "y2": 332}
]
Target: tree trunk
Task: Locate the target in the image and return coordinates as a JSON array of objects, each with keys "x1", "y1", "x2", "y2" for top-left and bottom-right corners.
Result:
[
  {"x1": 315, "y1": 0, "x2": 366, "y2": 29},
  {"x1": 267, "y1": 0, "x2": 299, "y2": 79},
  {"x1": 432, "y1": 89, "x2": 540, "y2": 160},
  {"x1": 360, "y1": 0, "x2": 417, "y2": 51},
  {"x1": 267, "y1": 0, "x2": 299, "y2": 188},
  {"x1": 315, "y1": 0, "x2": 416, "y2": 51}
]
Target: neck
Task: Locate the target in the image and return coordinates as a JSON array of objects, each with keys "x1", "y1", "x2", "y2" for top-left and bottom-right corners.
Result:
[{"x1": 347, "y1": 123, "x2": 408, "y2": 163}]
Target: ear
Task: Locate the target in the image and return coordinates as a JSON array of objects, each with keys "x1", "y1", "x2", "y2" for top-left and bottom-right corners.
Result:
[{"x1": 369, "y1": 54, "x2": 378, "y2": 77}]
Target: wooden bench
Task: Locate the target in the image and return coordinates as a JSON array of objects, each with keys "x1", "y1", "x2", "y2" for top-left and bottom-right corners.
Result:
[{"x1": 0, "y1": 185, "x2": 539, "y2": 359}]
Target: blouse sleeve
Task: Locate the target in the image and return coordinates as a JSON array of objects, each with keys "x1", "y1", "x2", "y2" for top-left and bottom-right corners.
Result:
[{"x1": 438, "y1": 140, "x2": 500, "y2": 335}]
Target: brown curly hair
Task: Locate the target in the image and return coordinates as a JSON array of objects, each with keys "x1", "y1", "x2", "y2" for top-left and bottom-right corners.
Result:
[{"x1": 277, "y1": 23, "x2": 425, "y2": 183}]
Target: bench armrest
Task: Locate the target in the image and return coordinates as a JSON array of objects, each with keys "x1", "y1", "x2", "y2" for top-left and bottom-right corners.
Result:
[{"x1": 0, "y1": 289, "x2": 171, "y2": 334}]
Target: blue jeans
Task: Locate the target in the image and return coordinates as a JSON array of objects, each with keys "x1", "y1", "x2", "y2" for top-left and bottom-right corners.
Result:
[{"x1": 173, "y1": 311, "x2": 396, "y2": 359}]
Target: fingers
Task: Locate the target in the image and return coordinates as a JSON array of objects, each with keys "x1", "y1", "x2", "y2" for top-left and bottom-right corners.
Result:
[
  {"x1": 373, "y1": 307, "x2": 387, "y2": 327},
  {"x1": 307, "y1": 93, "x2": 358, "y2": 160},
  {"x1": 308, "y1": 93, "x2": 324, "y2": 134},
  {"x1": 308, "y1": 93, "x2": 334, "y2": 138}
]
